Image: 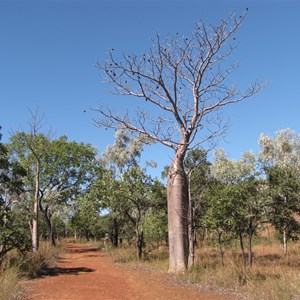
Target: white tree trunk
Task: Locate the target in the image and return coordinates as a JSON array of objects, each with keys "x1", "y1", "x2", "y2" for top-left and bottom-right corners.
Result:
[
  {"x1": 187, "y1": 172, "x2": 195, "y2": 270},
  {"x1": 283, "y1": 227, "x2": 288, "y2": 256},
  {"x1": 32, "y1": 163, "x2": 40, "y2": 253},
  {"x1": 167, "y1": 153, "x2": 189, "y2": 273}
]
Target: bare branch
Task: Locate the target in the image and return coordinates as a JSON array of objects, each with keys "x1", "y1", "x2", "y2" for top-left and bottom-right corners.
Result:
[{"x1": 95, "y1": 11, "x2": 264, "y2": 153}]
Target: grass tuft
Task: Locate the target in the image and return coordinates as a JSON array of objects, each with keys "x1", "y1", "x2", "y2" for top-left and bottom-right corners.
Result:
[
  {"x1": 0, "y1": 266, "x2": 20, "y2": 300},
  {"x1": 0, "y1": 240, "x2": 65, "y2": 300}
]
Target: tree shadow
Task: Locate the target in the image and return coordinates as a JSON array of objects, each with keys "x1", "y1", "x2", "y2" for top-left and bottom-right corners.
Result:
[
  {"x1": 40, "y1": 266, "x2": 94, "y2": 277},
  {"x1": 66, "y1": 244, "x2": 99, "y2": 253}
]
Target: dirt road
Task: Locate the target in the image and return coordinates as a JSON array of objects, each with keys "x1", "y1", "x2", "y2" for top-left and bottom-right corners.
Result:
[{"x1": 24, "y1": 243, "x2": 236, "y2": 300}]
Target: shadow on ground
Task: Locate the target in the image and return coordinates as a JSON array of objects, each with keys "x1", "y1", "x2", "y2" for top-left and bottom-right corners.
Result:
[
  {"x1": 41, "y1": 266, "x2": 94, "y2": 277},
  {"x1": 66, "y1": 244, "x2": 99, "y2": 253}
]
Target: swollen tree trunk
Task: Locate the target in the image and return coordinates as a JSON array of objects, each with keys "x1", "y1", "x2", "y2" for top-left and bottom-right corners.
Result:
[
  {"x1": 167, "y1": 150, "x2": 189, "y2": 273},
  {"x1": 32, "y1": 162, "x2": 40, "y2": 253}
]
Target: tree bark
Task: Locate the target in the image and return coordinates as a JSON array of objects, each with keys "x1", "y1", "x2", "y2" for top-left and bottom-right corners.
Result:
[
  {"x1": 39, "y1": 202, "x2": 56, "y2": 247},
  {"x1": 112, "y1": 218, "x2": 119, "y2": 247},
  {"x1": 32, "y1": 162, "x2": 40, "y2": 253},
  {"x1": 187, "y1": 172, "x2": 195, "y2": 270},
  {"x1": 247, "y1": 230, "x2": 253, "y2": 267},
  {"x1": 44, "y1": 213, "x2": 56, "y2": 247},
  {"x1": 167, "y1": 151, "x2": 189, "y2": 273},
  {"x1": 283, "y1": 226, "x2": 288, "y2": 256},
  {"x1": 218, "y1": 232, "x2": 225, "y2": 267},
  {"x1": 239, "y1": 232, "x2": 246, "y2": 282},
  {"x1": 136, "y1": 229, "x2": 144, "y2": 260}
]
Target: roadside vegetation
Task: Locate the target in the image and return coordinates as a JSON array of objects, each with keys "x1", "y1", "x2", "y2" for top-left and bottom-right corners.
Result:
[
  {"x1": 0, "y1": 241, "x2": 64, "y2": 300},
  {"x1": 1, "y1": 12, "x2": 300, "y2": 300},
  {"x1": 2, "y1": 115, "x2": 300, "y2": 300}
]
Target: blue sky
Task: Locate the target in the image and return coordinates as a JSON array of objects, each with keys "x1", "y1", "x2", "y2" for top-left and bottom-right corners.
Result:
[{"x1": 1, "y1": 0, "x2": 299, "y2": 178}]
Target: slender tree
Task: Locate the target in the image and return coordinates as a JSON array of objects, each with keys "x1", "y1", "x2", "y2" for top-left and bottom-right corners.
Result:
[
  {"x1": 95, "y1": 12, "x2": 263, "y2": 272},
  {"x1": 209, "y1": 149, "x2": 265, "y2": 269},
  {"x1": 9, "y1": 112, "x2": 49, "y2": 253},
  {"x1": 259, "y1": 129, "x2": 300, "y2": 255},
  {"x1": 184, "y1": 149, "x2": 210, "y2": 269},
  {"x1": 38, "y1": 136, "x2": 98, "y2": 246},
  {"x1": 0, "y1": 128, "x2": 31, "y2": 262}
]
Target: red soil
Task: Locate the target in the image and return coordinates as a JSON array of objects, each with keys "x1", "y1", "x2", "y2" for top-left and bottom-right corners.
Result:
[{"x1": 23, "y1": 243, "x2": 237, "y2": 300}]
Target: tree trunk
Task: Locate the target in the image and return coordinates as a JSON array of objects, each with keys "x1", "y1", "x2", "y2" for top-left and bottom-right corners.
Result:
[
  {"x1": 283, "y1": 196, "x2": 288, "y2": 256},
  {"x1": 247, "y1": 230, "x2": 253, "y2": 267},
  {"x1": 44, "y1": 213, "x2": 56, "y2": 247},
  {"x1": 136, "y1": 229, "x2": 144, "y2": 260},
  {"x1": 218, "y1": 232, "x2": 225, "y2": 267},
  {"x1": 283, "y1": 226, "x2": 288, "y2": 256},
  {"x1": 39, "y1": 202, "x2": 56, "y2": 247},
  {"x1": 112, "y1": 218, "x2": 119, "y2": 247},
  {"x1": 167, "y1": 151, "x2": 189, "y2": 273},
  {"x1": 239, "y1": 232, "x2": 246, "y2": 282},
  {"x1": 188, "y1": 172, "x2": 195, "y2": 270},
  {"x1": 32, "y1": 162, "x2": 40, "y2": 253}
]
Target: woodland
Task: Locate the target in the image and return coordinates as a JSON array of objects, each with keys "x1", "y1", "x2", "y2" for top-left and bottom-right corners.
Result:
[{"x1": 1, "y1": 11, "x2": 300, "y2": 300}]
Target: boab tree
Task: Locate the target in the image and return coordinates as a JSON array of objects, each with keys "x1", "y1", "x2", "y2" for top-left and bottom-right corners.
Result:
[{"x1": 95, "y1": 12, "x2": 263, "y2": 272}]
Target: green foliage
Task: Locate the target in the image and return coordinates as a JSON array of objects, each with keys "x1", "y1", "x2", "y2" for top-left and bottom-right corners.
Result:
[
  {"x1": 259, "y1": 129, "x2": 300, "y2": 249},
  {"x1": 205, "y1": 149, "x2": 266, "y2": 267},
  {"x1": 9, "y1": 131, "x2": 100, "y2": 246},
  {"x1": 265, "y1": 166, "x2": 300, "y2": 239},
  {"x1": 185, "y1": 148, "x2": 211, "y2": 232},
  {"x1": 144, "y1": 209, "x2": 168, "y2": 245},
  {"x1": 0, "y1": 131, "x2": 31, "y2": 262}
]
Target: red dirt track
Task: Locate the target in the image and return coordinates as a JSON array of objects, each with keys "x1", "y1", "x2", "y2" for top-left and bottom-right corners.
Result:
[{"x1": 24, "y1": 243, "x2": 236, "y2": 300}]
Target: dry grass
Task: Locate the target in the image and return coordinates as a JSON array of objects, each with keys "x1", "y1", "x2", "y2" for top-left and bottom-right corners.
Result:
[
  {"x1": 176, "y1": 240, "x2": 300, "y2": 300},
  {"x1": 0, "y1": 266, "x2": 20, "y2": 300},
  {"x1": 106, "y1": 239, "x2": 300, "y2": 299},
  {"x1": 0, "y1": 240, "x2": 65, "y2": 300},
  {"x1": 109, "y1": 246, "x2": 137, "y2": 263}
]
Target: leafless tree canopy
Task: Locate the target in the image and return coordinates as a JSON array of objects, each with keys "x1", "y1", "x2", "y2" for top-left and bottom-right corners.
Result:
[{"x1": 95, "y1": 12, "x2": 264, "y2": 151}]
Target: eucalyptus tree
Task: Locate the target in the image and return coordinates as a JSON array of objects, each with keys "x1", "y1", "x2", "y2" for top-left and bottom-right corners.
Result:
[
  {"x1": 99, "y1": 130, "x2": 147, "y2": 247},
  {"x1": 9, "y1": 132, "x2": 98, "y2": 247},
  {"x1": 119, "y1": 166, "x2": 154, "y2": 259},
  {"x1": 184, "y1": 148, "x2": 210, "y2": 269},
  {"x1": 95, "y1": 12, "x2": 264, "y2": 272},
  {"x1": 209, "y1": 149, "x2": 265, "y2": 268},
  {"x1": 9, "y1": 118, "x2": 49, "y2": 252},
  {"x1": 71, "y1": 195, "x2": 102, "y2": 241},
  {"x1": 259, "y1": 129, "x2": 300, "y2": 255},
  {"x1": 0, "y1": 128, "x2": 31, "y2": 261},
  {"x1": 38, "y1": 136, "x2": 99, "y2": 246},
  {"x1": 143, "y1": 178, "x2": 168, "y2": 247}
]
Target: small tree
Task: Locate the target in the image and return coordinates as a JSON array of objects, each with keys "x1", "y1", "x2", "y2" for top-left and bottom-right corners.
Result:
[
  {"x1": 95, "y1": 12, "x2": 263, "y2": 272},
  {"x1": 9, "y1": 113, "x2": 49, "y2": 253},
  {"x1": 38, "y1": 136, "x2": 98, "y2": 246},
  {"x1": 0, "y1": 128, "x2": 31, "y2": 262},
  {"x1": 184, "y1": 148, "x2": 210, "y2": 269},
  {"x1": 259, "y1": 129, "x2": 300, "y2": 255},
  {"x1": 209, "y1": 149, "x2": 265, "y2": 269}
]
